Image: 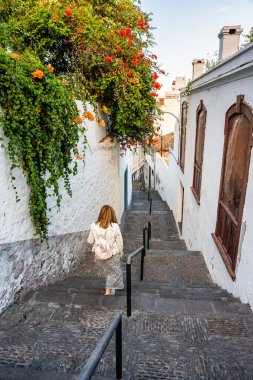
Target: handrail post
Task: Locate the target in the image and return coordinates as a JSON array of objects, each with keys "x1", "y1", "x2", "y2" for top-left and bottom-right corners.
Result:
[
  {"x1": 148, "y1": 190, "x2": 150, "y2": 201},
  {"x1": 126, "y1": 263, "x2": 131, "y2": 317},
  {"x1": 148, "y1": 221, "x2": 151, "y2": 249},
  {"x1": 149, "y1": 198, "x2": 152, "y2": 215},
  {"x1": 140, "y1": 247, "x2": 144, "y2": 281},
  {"x1": 143, "y1": 227, "x2": 146, "y2": 256},
  {"x1": 116, "y1": 318, "x2": 122, "y2": 379}
]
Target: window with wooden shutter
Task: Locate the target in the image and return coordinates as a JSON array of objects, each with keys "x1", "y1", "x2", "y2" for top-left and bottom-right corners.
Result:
[
  {"x1": 191, "y1": 100, "x2": 207, "y2": 203},
  {"x1": 179, "y1": 101, "x2": 188, "y2": 172},
  {"x1": 212, "y1": 95, "x2": 253, "y2": 279}
]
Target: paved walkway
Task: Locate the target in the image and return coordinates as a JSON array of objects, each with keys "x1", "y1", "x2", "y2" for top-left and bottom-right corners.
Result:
[{"x1": 0, "y1": 183, "x2": 253, "y2": 379}]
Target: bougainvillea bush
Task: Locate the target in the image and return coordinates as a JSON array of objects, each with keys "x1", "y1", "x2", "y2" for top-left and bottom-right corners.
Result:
[
  {"x1": 0, "y1": 49, "x2": 86, "y2": 238},
  {"x1": 0, "y1": 0, "x2": 165, "y2": 237}
]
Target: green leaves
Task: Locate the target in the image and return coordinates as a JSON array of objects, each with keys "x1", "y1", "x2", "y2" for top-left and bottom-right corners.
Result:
[
  {"x1": 0, "y1": 0, "x2": 163, "y2": 237},
  {"x1": 0, "y1": 49, "x2": 85, "y2": 238}
]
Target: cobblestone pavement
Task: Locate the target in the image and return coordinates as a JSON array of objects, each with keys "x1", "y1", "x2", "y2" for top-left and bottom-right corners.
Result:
[{"x1": 0, "y1": 183, "x2": 253, "y2": 379}]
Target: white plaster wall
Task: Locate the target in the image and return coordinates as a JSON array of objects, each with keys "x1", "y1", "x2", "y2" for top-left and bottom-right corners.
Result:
[
  {"x1": 154, "y1": 107, "x2": 184, "y2": 228},
  {"x1": 0, "y1": 101, "x2": 132, "y2": 312},
  {"x1": 160, "y1": 101, "x2": 180, "y2": 135},
  {"x1": 0, "y1": 101, "x2": 130, "y2": 244},
  {"x1": 182, "y1": 78, "x2": 253, "y2": 307},
  {"x1": 157, "y1": 45, "x2": 253, "y2": 309}
]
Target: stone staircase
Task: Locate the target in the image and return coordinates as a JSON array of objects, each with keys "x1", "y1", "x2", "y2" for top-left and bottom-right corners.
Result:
[{"x1": 0, "y1": 184, "x2": 253, "y2": 379}]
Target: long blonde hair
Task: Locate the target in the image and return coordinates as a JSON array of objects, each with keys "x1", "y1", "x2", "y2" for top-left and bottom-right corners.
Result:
[{"x1": 96, "y1": 205, "x2": 118, "y2": 229}]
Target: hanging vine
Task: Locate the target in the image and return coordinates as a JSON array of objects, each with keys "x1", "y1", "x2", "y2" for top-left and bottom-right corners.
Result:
[
  {"x1": 0, "y1": 0, "x2": 166, "y2": 238},
  {"x1": 0, "y1": 49, "x2": 87, "y2": 238}
]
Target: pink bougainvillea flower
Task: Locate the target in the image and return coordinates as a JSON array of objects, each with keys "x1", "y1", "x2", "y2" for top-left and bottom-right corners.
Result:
[
  {"x1": 118, "y1": 5, "x2": 123, "y2": 11},
  {"x1": 150, "y1": 120, "x2": 154, "y2": 124},
  {"x1": 150, "y1": 92, "x2": 158, "y2": 97},
  {"x1": 121, "y1": 61, "x2": 126, "y2": 67},
  {"x1": 105, "y1": 56, "x2": 113, "y2": 62},
  {"x1": 65, "y1": 9, "x2": 72, "y2": 17},
  {"x1": 127, "y1": 40, "x2": 134, "y2": 46},
  {"x1": 153, "y1": 72, "x2": 159, "y2": 80},
  {"x1": 126, "y1": 71, "x2": 132, "y2": 76},
  {"x1": 125, "y1": 28, "x2": 132, "y2": 35},
  {"x1": 138, "y1": 52, "x2": 145, "y2": 58},
  {"x1": 152, "y1": 54, "x2": 158, "y2": 60},
  {"x1": 36, "y1": 108, "x2": 42, "y2": 113},
  {"x1": 160, "y1": 69, "x2": 166, "y2": 75}
]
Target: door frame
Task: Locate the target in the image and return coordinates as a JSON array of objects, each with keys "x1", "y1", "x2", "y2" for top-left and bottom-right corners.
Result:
[{"x1": 212, "y1": 95, "x2": 253, "y2": 279}]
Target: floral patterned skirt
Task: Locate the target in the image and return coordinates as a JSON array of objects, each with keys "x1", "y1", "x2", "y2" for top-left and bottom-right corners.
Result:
[{"x1": 96, "y1": 254, "x2": 124, "y2": 290}]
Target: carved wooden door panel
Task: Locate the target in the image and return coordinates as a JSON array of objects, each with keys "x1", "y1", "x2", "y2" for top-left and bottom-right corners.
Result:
[
  {"x1": 192, "y1": 101, "x2": 207, "y2": 203},
  {"x1": 213, "y1": 96, "x2": 253, "y2": 279}
]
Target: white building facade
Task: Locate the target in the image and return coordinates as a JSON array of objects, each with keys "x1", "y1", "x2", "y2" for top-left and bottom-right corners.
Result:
[
  {"x1": 154, "y1": 27, "x2": 253, "y2": 309},
  {"x1": 158, "y1": 77, "x2": 186, "y2": 136},
  {"x1": 0, "y1": 101, "x2": 132, "y2": 313}
]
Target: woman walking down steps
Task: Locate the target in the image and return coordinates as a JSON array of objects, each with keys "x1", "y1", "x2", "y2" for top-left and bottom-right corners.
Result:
[{"x1": 87, "y1": 205, "x2": 124, "y2": 296}]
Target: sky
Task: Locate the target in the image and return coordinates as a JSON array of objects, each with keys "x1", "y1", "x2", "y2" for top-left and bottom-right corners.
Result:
[{"x1": 140, "y1": 0, "x2": 253, "y2": 94}]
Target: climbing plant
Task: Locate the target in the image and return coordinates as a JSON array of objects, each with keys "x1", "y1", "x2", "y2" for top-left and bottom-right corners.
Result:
[
  {"x1": 0, "y1": 0, "x2": 165, "y2": 238},
  {"x1": 3, "y1": 0, "x2": 164, "y2": 146},
  {"x1": 0, "y1": 49, "x2": 86, "y2": 238}
]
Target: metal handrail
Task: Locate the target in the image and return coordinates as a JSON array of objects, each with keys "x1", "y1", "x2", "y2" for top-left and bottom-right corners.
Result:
[
  {"x1": 126, "y1": 221, "x2": 152, "y2": 317},
  {"x1": 148, "y1": 221, "x2": 151, "y2": 246},
  {"x1": 126, "y1": 245, "x2": 145, "y2": 317},
  {"x1": 149, "y1": 198, "x2": 153, "y2": 215},
  {"x1": 77, "y1": 312, "x2": 122, "y2": 380},
  {"x1": 147, "y1": 189, "x2": 153, "y2": 214}
]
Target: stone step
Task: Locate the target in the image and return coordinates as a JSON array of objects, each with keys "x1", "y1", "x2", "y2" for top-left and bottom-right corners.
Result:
[
  {"x1": 125, "y1": 208, "x2": 173, "y2": 216},
  {"x1": 0, "y1": 365, "x2": 74, "y2": 380},
  {"x1": 146, "y1": 249, "x2": 201, "y2": 257},
  {"x1": 30, "y1": 289, "x2": 126, "y2": 310},
  {"x1": 132, "y1": 283, "x2": 238, "y2": 302},
  {"x1": 123, "y1": 232, "x2": 180, "y2": 241},
  {"x1": 132, "y1": 193, "x2": 163, "y2": 202},
  {"x1": 132, "y1": 293, "x2": 252, "y2": 317},
  {"x1": 142, "y1": 253, "x2": 214, "y2": 287},
  {"x1": 0, "y1": 302, "x2": 117, "y2": 328},
  {"x1": 149, "y1": 239, "x2": 187, "y2": 250}
]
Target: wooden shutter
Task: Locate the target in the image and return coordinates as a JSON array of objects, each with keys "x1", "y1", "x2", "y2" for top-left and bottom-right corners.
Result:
[
  {"x1": 212, "y1": 95, "x2": 253, "y2": 279},
  {"x1": 179, "y1": 101, "x2": 188, "y2": 172},
  {"x1": 191, "y1": 100, "x2": 207, "y2": 203}
]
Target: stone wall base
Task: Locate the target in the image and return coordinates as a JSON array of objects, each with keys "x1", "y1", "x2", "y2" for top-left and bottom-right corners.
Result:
[{"x1": 0, "y1": 231, "x2": 89, "y2": 314}]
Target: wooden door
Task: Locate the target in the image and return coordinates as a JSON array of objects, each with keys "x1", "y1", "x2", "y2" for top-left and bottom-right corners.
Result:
[
  {"x1": 191, "y1": 100, "x2": 207, "y2": 203},
  {"x1": 212, "y1": 96, "x2": 253, "y2": 279}
]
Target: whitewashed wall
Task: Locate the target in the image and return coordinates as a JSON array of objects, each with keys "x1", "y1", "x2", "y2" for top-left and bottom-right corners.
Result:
[
  {"x1": 159, "y1": 43, "x2": 253, "y2": 309},
  {"x1": 0, "y1": 101, "x2": 132, "y2": 312}
]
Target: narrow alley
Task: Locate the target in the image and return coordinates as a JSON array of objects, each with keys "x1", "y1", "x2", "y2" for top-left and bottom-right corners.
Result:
[{"x1": 0, "y1": 184, "x2": 252, "y2": 379}]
